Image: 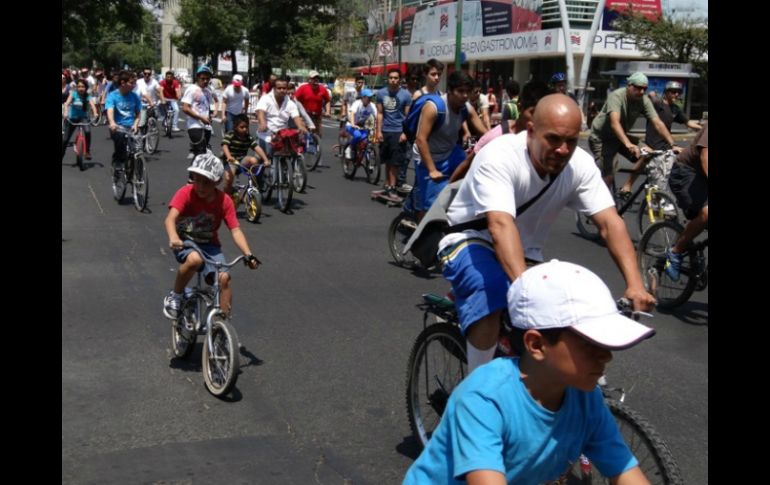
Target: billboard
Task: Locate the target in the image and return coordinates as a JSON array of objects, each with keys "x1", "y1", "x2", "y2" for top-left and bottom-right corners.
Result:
[{"x1": 603, "y1": 0, "x2": 663, "y2": 30}]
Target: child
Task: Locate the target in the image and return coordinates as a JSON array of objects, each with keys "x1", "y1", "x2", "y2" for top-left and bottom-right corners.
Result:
[
  {"x1": 163, "y1": 153, "x2": 260, "y2": 320},
  {"x1": 61, "y1": 78, "x2": 99, "y2": 163},
  {"x1": 403, "y1": 260, "x2": 656, "y2": 485},
  {"x1": 220, "y1": 113, "x2": 270, "y2": 195}
]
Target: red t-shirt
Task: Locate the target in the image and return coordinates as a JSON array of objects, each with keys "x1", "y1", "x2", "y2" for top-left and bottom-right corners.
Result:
[
  {"x1": 294, "y1": 83, "x2": 330, "y2": 115},
  {"x1": 169, "y1": 184, "x2": 238, "y2": 247},
  {"x1": 160, "y1": 79, "x2": 181, "y2": 100},
  {"x1": 262, "y1": 81, "x2": 272, "y2": 95}
]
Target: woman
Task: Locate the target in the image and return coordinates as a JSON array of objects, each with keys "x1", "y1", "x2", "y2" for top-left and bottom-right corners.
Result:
[{"x1": 62, "y1": 78, "x2": 99, "y2": 163}]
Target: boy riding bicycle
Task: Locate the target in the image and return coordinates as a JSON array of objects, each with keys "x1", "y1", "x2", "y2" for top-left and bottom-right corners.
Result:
[
  {"x1": 403, "y1": 260, "x2": 656, "y2": 485},
  {"x1": 220, "y1": 113, "x2": 271, "y2": 195},
  {"x1": 163, "y1": 153, "x2": 260, "y2": 320}
]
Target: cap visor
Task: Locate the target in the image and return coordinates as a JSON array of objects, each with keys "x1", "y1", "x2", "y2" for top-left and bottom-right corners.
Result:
[
  {"x1": 187, "y1": 167, "x2": 216, "y2": 181},
  {"x1": 571, "y1": 314, "x2": 655, "y2": 350}
]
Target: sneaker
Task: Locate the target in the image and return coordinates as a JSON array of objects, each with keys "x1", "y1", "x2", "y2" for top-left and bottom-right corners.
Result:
[
  {"x1": 398, "y1": 183, "x2": 413, "y2": 193},
  {"x1": 664, "y1": 247, "x2": 683, "y2": 281},
  {"x1": 163, "y1": 292, "x2": 181, "y2": 319},
  {"x1": 172, "y1": 127, "x2": 181, "y2": 132},
  {"x1": 386, "y1": 188, "x2": 403, "y2": 202}
]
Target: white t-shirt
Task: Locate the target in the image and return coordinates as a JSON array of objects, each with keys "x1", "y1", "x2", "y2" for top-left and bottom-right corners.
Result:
[
  {"x1": 255, "y1": 92, "x2": 300, "y2": 138},
  {"x1": 441, "y1": 131, "x2": 614, "y2": 262},
  {"x1": 349, "y1": 99, "x2": 378, "y2": 127},
  {"x1": 222, "y1": 84, "x2": 248, "y2": 114},
  {"x1": 136, "y1": 77, "x2": 160, "y2": 104},
  {"x1": 181, "y1": 84, "x2": 213, "y2": 131}
]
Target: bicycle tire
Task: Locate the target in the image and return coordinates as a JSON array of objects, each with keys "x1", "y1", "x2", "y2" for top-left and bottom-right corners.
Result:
[
  {"x1": 292, "y1": 154, "x2": 308, "y2": 193},
  {"x1": 202, "y1": 316, "x2": 240, "y2": 397},
  {"x1": 342, "y1": 149, "x2": 356, "y2": 180},
  {"x1": 261, "y1": 164, "x2": 274, "y2": 204},
  {"x1": 575, "y1": 212, "x2": 602, "y2": 241},
  {"x1": 388, "y1": 212, "x2": 419, "y2": 269},
  {"x1": 277, "y1": 156, "x2": 294, "y2": 212},
  {"x1": 307, "y1": 133, "x2": 322, "y2": 170},
  {"x1": 245, "y1": 187, "x2": 262, "y2": 223},
  {"x1": 637, "y1": 220, "x2": 697, "y2": 309},
  {"x1": 172, "y1": 298, "x2": 198, "y2": 359},
  {"x1": 145, "y1": 117, "x2": 160, "y2": 154},
  {"x1": 637, "y1": 191, "x2": 680, "y2": 237},
  {"x1": 111, "y1": 164, "x2": 127, "y2": 202},
  {"x1": 406, "y1": 322, "x2": 467, "y2": 448},
  {"x1": 365, "y1": 144, "x2": 381, "y2": 185},
  {"x1": 75, "y1": 132, "x2": 86, "y2": 171},
  {"x1": 132, "y1": 154, "x2": 149, "y2": 211}
]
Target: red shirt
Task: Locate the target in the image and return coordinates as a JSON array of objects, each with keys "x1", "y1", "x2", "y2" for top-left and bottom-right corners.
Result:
[
  {"x1": 261, "y1": 81, "x2": 272, "y2": 95},
  {"x1": 294, "y1": 83, "x2": 330, "y2": 115},
  {"x1": 160, "y1": 79, "x2": 181, "y2": 100},
  {"x1": 169, "y1": 184, "x2": 238, "y2": 247}
]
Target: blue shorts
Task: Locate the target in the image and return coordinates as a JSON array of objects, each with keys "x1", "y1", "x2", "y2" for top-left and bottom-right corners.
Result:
[
  {"x1": 174, "y1": 242, "x2": 228, "y2": 284},
  {"x1": 440, "y1": 240, "x2": 510, "y2": 334},
  {"x1": 415, "y1": 144, "x2": 466, "y2": 211}
]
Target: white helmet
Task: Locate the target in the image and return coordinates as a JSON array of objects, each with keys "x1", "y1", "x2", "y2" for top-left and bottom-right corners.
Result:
[
  {"x1": 665, "y1": 81, "x2": 683, "y2": 92},
  {"x1": 188, "y1": 153, "x2": 224, "y2": 182}
]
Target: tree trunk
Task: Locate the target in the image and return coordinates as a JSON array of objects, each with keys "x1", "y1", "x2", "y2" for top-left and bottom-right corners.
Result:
[{"x1": 231, "y1": 49, "x2": 237, "y2": 77}]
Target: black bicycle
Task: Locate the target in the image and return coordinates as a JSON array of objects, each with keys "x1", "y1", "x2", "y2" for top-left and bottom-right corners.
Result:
[
  {"x1": 405, "y1": 294, "x2": 683, "y2": 485},
  {"x1": 112, "y1": 127, "x2": 149, "y2": 211},
  {"x1": 142, "y1": 105, "x2": 161, "y2": 154}
]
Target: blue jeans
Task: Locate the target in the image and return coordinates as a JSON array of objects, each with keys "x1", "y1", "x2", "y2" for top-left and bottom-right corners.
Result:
[{"x1": 160, "y1": 101, "x2": 179, "y2": 129}]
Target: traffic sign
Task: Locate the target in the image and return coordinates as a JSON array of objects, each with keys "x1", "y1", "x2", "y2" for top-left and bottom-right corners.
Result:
[{"x1": 378, "y1": 41, "x2": 393, "y2": 58}]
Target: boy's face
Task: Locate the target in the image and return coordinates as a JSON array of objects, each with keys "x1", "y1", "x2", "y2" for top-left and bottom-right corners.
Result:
[
  {"x1": 426, "y1": 67, "x2": 441, "y2": 88},
  {"x1": 447, "y1": 86, "x2": 470, "y2": 110},
  {"x1": 191, "y1": 173, "x2": 218, "y2": 198},
  {"x1": 234, "y1": 121, "x2": 249, "y2": 137},
  {"x1": 540, "y1": 330, "x2": 613, "y2": 392}
]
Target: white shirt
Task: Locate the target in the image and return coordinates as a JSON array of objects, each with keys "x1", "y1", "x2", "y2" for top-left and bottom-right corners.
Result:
[
  {"x1": 255, "y1": 91, "x2": 300, "y2": 137},
  {"x1": 349, "y1": 99, "x2": 378, "y2": 127},
  {"x1": 222, "y1": 84, "x2": 248, "y2": 114},
  {"x1": 181, "y1": 84, "x2": 213, "y2": 131},
  {"x1": 441, "y1": 131, "x2": 614, "y2": 262},
  {"x1": 136, "y1": 77, "x2": 160, "y2": 104}
]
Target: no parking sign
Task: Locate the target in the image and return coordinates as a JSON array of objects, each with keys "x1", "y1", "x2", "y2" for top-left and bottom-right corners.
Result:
[{"x1": 378, "y1": 41, "x2": 393, "y2": 58}]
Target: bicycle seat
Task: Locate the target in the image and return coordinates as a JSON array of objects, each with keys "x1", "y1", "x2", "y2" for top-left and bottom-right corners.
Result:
[{"x1": 422, "y1": 293, "x2": 454, "y2": 309}]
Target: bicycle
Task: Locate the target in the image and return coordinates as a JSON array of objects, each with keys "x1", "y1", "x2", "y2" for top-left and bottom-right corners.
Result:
[
  {"x1": 405, "y1": 295, "x2": 683, "y2": 485},
  {"x1": 111, "y1": 126, "x2": 149, "y2": 212},
  {"x1": 229, "y1": 160, "x2": 264, "y2": 224},
  {"x1": 576, "y1": 149, "x2": 680, "y2": 240},
  {"x1": 340, "y1": 128, "x2": 380, "y2": 184},
  {"x1": 637, "y1": 221, "x2": 708, "y2": 309},
  {"x1": 387, "y1": 186, "x2": 420, "y2": 269},
  {"x1": 67, "y1": 120, "x2": 91, "y2": 171},
  {"x1": 142, "y1": 105, "x2": 160, "y2": 154},
  {"x1": 261, "y1": 129, "x2": 297, "y2": 213},
  {"x1": 304, "y1": 132, "x2": 323, "y2": 171},
  {"x1": 170, "y1": 240, "x2": 259, "y2": 397},
  {"x1": 160, "y1": 101, "x2": 174, "y2": 138}
]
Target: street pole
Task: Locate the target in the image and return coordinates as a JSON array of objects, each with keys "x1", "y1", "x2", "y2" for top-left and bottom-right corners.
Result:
[
  {"x1": 577, "y1": 0, "x2": 605, "y2": 128},
  {"x1": 397, "y1": 0, "x2": 402, "y2": 68},
  {"x1": 455, "y1": 0, "x2": 463, "y2": 71},
  {"x1": 556, "y1": 0, "x2": 575, "y2": 95}
]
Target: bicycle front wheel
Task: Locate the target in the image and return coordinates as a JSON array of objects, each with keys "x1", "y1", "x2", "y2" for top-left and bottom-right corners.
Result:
[
  {"x1": 276, "y1": 157, "x2": 294, "y2": 212},
  {"x1": 202, "y1": 316, "x2": 240, "y2": 397},
  {"x1": 406, "y1": 322, "x2": 467, "y2": 448},
  {"x1": 637, "y1": 191, "x2": 680, "y2": 237},
  {"x1": 131, "y1": 154, "x2": 149, "y2": 211},
  {"x1": 111, "y1": 164, "x2": 127, "y2": 202},
  {"x1": 245, "y1": 187, "x2": 262, "y2": 223},
  {"x1": 575, "y1": 211, "x2": 602, "y2": 241},
  {"x1": 307, "y1": 133, "x2": 322, "y2": 170},
  {"x1": 261, "y1": 164, "x2": 274, "y2": 203},
  {"x1": 172, "y1": 298, "x2": 199, "y2": 359},
  {"x1": 292, "y1": 154, "x2": 308, "y2": 193},
  {"x1": 145, "y1": 117, "x2": 160, "y2": 154},
  {"x1": 388, "y1": 212, "x2": 419, "y2": 269},
  {"x1": 365, "y1": 144, "x2": 381, "y2": 185},
  {"x1": 637, "y1": 220, "x2": 697, "y2": 309}
]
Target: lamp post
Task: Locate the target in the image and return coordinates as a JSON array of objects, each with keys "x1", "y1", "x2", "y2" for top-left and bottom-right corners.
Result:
[{"x1": 455, "y1": 0, "x2": 463, "y2": 71}]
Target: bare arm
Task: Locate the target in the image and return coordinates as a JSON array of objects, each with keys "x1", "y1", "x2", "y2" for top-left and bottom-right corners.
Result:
[
  {"x1": 414, "y1": 102, "x2": 441, "y2": 180},
  {"x1": 293, "y1": 115, "x2": 308, "y2": 134},
  {"x1": 63, "y1": 92, "x2": 73, "y2": 117},
  {"x1": 686, "y1": 119, "x2": 702, "y2": 131},
  {"x1": 466, "y1": 104, "x2": 489, "y2": 136},
  {"x1": 651, "y1": 117, "x2": 675, "y2": 147},
  {"x1": 700, "y1": 146, "x2": 708, "y2": 177},
  {"x1": 487, "y1": 211, "x2": 528, "y2": 281},
  {"x1": 222, "y1": 142, "x2": 234, "y2": 162},
  {"x1": 609, "y1": 111, "x2": 640, "y2": 159},
  {"x1": 376, "y1": 102, "x2": 385, "y2": 142},
  {"x1": 466, "y1": 470, "x2": 506, "y2": 485},
  {"x1": 257, "y1": 109, "x2": 267, "y2": 133},
  {"x1": 448, "y1": 152, "x2": 475, "y2": 183},
  {"x1": 230, "y1": 227, "x2": 258, "y2": 269},
  {"x1": 165, "y1": 207, "x2": 183, "y2": 250},
  {"x1": 609, "y1": 465, "x2": 651, "y2": 485},
  {"x1": 591, "y1": 207, "x2": 655, "y2": 311}
]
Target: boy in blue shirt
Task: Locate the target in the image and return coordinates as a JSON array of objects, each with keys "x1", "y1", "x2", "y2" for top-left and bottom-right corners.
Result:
[{"x1": 404, "y1": 260, "x2": 656, "y2": 485}]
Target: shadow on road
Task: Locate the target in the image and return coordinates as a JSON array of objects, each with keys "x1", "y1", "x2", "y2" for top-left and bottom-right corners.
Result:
[
  {"x1": 395, "y1": 435, "x2": 422, "y2": 461},
  {"x1": 660, "y1": 300, "x2": 708, "y2": 326}
]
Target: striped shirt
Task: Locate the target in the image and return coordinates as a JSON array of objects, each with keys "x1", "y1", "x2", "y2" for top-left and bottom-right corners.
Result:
[{"x1": 221, "y1": 132, "x2": 258, "y2": 159}]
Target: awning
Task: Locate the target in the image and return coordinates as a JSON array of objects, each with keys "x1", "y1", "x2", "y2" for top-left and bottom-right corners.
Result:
[{"x1": 355, "y1": 62, "x2": 407, "y2": 75}]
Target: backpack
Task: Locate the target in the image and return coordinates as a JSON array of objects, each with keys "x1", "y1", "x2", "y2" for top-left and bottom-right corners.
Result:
[
  {"x1": 402, "y1": 93, "x2": 447, "y2": 143},
  {"x1": 503, "y1": 99, "x2": 519, "y2": 121}
]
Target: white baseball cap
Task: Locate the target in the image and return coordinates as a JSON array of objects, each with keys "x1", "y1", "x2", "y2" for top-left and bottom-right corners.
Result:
[
  {"x1": 232, "y1": 74, "x2": 243, "y2": 86},
  {"x1": 507, "y1": 260, "x2": 655, "y2": 350},
  {"x1": 308, "y1": 70, "x2": 320, "y2": 79}
]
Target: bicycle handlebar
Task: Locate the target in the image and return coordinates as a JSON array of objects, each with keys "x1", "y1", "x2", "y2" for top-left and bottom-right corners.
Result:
[
  {"x1": 616, "y1": 298, "x2": 653, "y2": 321},
  {"x1": 182, "y1": 240, "x2": 260, "y2": 268}
]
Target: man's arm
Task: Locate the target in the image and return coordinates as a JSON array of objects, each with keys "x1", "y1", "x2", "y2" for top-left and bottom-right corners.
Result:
[
  {"x1": 609, "y1": 111, "x2": 641, "y2": 159},
  {"x1": 486, "y1": 211, "x2": 528, "y2": 282},
  {"x1": 257, "y1": 109, "x2": 267, "y2": 133},
  {"x1": 376, "y1": 101, "x2": 385, "y2": 142},
  {"x1": 700, "y1": 146, "x2": 708, "y2": 177},
  {"x1": 293, "y1": 115, "x2": 308, "y2": 134},
  {"x1": 609, "y1": 465, "x2": 651, "y2": 485},
  {"x1": 591, "y1": 207, "x2": 655, "y2": 311},
  {"x1": 415, "y1": 102, "x2": 443, "y2": 180},
  {"x1": 466, "y1": 470, "x2": 506, "y2": 485},
  {"x1": 466, "y1": 104, "x2": 489, "y2": 136},
  {"x1": 651, "y1": 117, "x2": 675, "y2": 147},
  {"x1": 686, "y1": 119, "x2": 702, "y2": 131}
]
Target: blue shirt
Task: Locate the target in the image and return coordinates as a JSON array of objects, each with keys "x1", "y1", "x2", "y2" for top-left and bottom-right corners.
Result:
[
  {"x1": 403, "y1": 358, "x2": 637, "y2": 485},
  {"x1": 105, "y1": 89, "x2": 142, "y2": 127},
  {"x1": 68, "y1": 92, "x2": 92, "y2": 121},
  {"x1": 376, "y1": 87, "x2": 411, "y2": 133}
]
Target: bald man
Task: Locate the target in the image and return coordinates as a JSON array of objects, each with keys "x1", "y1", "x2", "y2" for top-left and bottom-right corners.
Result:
[{"x1": 438, "y1": 94, "x2": 655, "y2": 372}]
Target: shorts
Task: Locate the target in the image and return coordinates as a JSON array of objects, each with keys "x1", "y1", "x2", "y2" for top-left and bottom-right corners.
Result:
[
  {"x1": 588, "y1": 133, "x2": 640, "y2": 178},
  {"x1": 440, "y1": 240, "x2": 510, "y2": 335},
  {"x1": 668, "y1": 162, "x2": 708, "y2": 220},
  {"x1": 380, "y1": 132, "x2": 407, "y2": 167},
  {"x1": 415, "y1": 144, "x2": 466, "y2": 211},
  {"x1": 174, "y1": 242, "x2": 228, "y2": 285}
]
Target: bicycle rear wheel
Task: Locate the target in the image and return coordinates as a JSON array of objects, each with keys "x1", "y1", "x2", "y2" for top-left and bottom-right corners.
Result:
[
  {"x1": 261, "y1": 164, "x2": 274, "y2": 203},
  {"x1": 388, "y1": 212, "x2": 419, "y2": 269},
  {"x1": 306, "y1": 133, "x2": 322, "y2": 170},
  {"x1": 406, "y1": 322, "x2": 467, "y2": 448},
  {"x1": 342, "y1": 148, "x2": 356, "y2": 180},
  {"x1": 575, "y1": 211, "x2": 602, "y2": 241},
  {"x1": 131, "y1": 154, "x2": 149, "y2": 211},
  {"x1": 145, "y1": 117, "x2": 160, "y2": 154},
  {"x1": 172, "y1": 298, "x2": 199, "y2": 359},
  {"x1": 637, "y1": 191, "x2": 680, "y2": 237},
  {"x1": 365, "y1": 144, "x2": 381, "y2": 185},
  {"x1": 637, "y1": 220, "x2": 697, "y2": 309},
  {"x1": 202, "y1": 316, "x2": 240, "y2": 397},
  {"x1": 292, "y1": 154, "x2": 307, "y2": 193},
  {"x1": 245, "y1": 187, "x2": 262, "y2": 223},
  {"x1": 277, "y1": 157, "x2": 294, "y2": 212}
]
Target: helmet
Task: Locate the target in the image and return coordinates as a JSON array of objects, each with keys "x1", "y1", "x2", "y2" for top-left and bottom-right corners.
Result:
[
  {"x1": 360, "y1": 88, "x2": 373, "y2": 98},
  {"x1": 196, "y1": 65, "x2": 213, "y2": 77},
  {"x1": 550, "y1": 72, "x2": 566, "y2": 83},
  {"x1": 665, "y1": 81, "x2": 683, "y2": 92},
  {"x1": 188, "y1": 153, "x2": 224, "y2": 182}
]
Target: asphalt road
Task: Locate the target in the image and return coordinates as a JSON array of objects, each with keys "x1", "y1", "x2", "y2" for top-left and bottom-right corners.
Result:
[{"x1": 62, "y1": 117, "x2": 707, "y2": 484}]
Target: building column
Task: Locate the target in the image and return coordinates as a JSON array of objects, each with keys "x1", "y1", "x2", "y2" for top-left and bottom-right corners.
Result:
[{"x1": 513, "y1": 60, "x2": 529, "y2": 85}]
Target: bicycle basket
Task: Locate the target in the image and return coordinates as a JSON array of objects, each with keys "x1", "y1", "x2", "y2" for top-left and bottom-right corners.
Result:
[{"x1": 271, "y1": 128, "x2": 304, "y2": 156}]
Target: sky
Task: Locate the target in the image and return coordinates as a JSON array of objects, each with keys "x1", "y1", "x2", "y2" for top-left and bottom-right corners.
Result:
[{"x1": 663, "y1": 0, "x2": 708, "y2": 21}]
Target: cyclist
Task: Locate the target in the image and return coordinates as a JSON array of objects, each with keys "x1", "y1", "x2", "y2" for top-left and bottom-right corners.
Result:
[
  {"x1": 159, "y1": 70, "x2": 182, "y2": 132},
  {"x1": 135, "y1": 68, "x2": 160, "y2": 129},
  {"x1": 105, "y1": 70, "x2": 142, "y2": 173},
  {"x1": 549, "y1": 71, "x2": 575, "y2": 101},
  {"x1": 439, "y1": 94, "x2": 655, "y2": 373},
  {"x1": 664, "y1": 121, "x2": 708, "y2": 281},
  {"x1": 220, "y1": 113, "x2": 270, "y2": 195},
  {"x1": 255, "y1": 76, "x2": 308, "y2": 156},
  {"x1": 61, "y1": 78, "x2": 99, "y2": 163},
  {"x1": 221, "y1": 74, "x2": 250, "y2": 134},
  {"x1": 344, "y1": 88, "x2": 378, "y2": 163},
  {"x1": 469, "y1": 79, "x2": 491, "y2": 131},
  {"x1": 287, "y1": 82, "x2": 316, "y2": 132},
  {"x1": 500, "y1": 79, "x2": 521, "y2": 122},
  {"x1": 181, "y1": 65, "x2": 215, "y2": 157},
  {"x1": 340, "y1": 75, "x2": 366, "y2": 124},
  {"x1": 589, "y1": 72, "x2": 678, "y2": 196},
  {"x1": 163, "y1": 153, "x2": 260, "y2": 320},
  {"x1": 294, "y1": 70, "x2": 331, "y2": 140},
  {"x1": 403, "y1": 260, "x2": 655, "y2": 485}
]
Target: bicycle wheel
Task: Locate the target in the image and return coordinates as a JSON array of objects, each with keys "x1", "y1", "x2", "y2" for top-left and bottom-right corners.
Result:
[
  {"x1": 365, "y1": 144, "x2": 381, "y2": 185},
  {"x1": 306, "y1": 133, "x2": 322, "y2": 171},
  {"x1": 637, "y1": 191, "x2": 680, "y2": 237},
  {"x1": 145, "y1": 117, "x2": 160, "y2": 154},
  {"x1": 172, "y1": 298, "x2": 198, "y2": 359},
  {"x1": 637, "y1": 220, "x2": 697, "y2": 309},
  {"x1": 388, "y1": 212, "x2": 419, "y2": 269},
  {"x1": 406, "y1": 322, "x2": 467, "y2": 448},
  {"x1": 342, "y1": 148, "x2": 356, "y2": 180},
  {"x1": 575, "y1": 211, "x2": 602, "y2": 241},
  {"x1": 111, "y1": 164, "x2": 127, "y2": 202},
  {"x1": 202, "y1": 316, "x2": 240, "y2": 397},
  {"x1": 292, "y1": 154, "x2": 308, "y2": 193},
  {"x1": 132, "y1": 154, "x2": 149, "y2": 211},
  {"x1": 245, "y1": 187, "x2": 262, "y2": 223},
  {"x1": 261, "y1": 163, "x2": 274, "y2": 204},
  {"x1": 75, "y1": 132, "x2": 86, "y2": 171},
  {"x1": 277, "y1": 157, "x2": 294, "y2": 212}
]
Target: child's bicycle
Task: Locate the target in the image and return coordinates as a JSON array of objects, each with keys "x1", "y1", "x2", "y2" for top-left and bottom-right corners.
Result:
[
  {"x1": 170, "y1": 240, "x2": 260, "y2": 397},
  {"x1": 67, "y1": 120, "x2": 91, "y2": 171},
  {"x1": 405, "y1": 294, "x2": 683, "y2": 485},
  {"x1": 229, "y1": 160, "x2": 264, "y2": 224}
]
